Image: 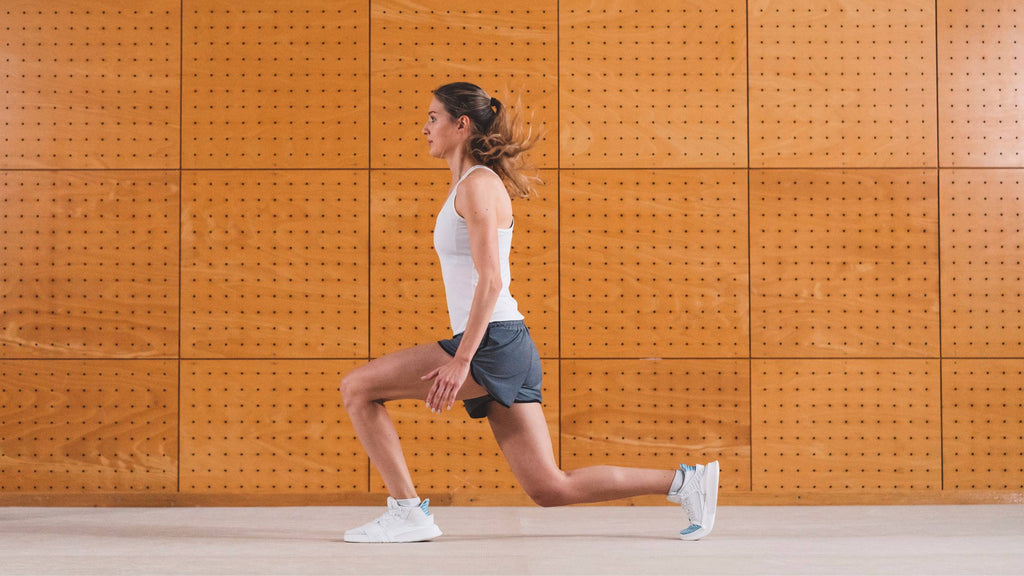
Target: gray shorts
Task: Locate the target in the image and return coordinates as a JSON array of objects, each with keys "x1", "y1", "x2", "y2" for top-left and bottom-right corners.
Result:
[{"x1": 437, "y1": 320, "x2": 543, "y2": 419}]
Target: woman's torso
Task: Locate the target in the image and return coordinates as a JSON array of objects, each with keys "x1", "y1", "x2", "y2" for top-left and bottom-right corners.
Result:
[{"x1": 433, "y1": 165, "x2": 523, "y2": 335}]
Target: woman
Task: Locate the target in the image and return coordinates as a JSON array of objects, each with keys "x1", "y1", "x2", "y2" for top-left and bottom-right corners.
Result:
[{"x1": 340, "y1": 82, "x2": 719, "y2": 543}]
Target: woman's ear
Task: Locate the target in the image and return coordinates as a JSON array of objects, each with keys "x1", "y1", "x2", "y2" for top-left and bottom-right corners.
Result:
[{"x1": 457, "y1": 115, "x2": 471, "y2": 131}]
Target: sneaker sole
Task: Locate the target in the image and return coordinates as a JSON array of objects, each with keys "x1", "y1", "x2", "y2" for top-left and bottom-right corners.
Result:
[
  {"x1": 679, "y1": 460, "x2": 719, "y2": 541},
  {"x1": 344, "y1": 524, "x2": 443, "y2": 543}
]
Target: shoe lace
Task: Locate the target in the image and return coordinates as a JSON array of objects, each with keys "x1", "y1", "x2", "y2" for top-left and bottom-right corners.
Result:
[
  {"x1": 375, "y1": 505, "x2": 404, "y2": 527},
  {"x1": 682, "y1": 490, "x2": 702, "y2": 526}
]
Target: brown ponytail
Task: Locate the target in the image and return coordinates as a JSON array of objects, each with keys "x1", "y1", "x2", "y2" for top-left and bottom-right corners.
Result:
[{"x1": 432, "y1": 82, "x2": 542, "y2": 199}]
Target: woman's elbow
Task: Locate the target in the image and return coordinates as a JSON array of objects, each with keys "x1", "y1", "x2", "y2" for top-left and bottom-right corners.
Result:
[{"x1": 478, "y1": 271, "x2": 503, "y2": 294}]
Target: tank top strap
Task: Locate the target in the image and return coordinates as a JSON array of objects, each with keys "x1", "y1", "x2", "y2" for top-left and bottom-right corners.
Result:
[{"x1": 452, "y1": 164, "x2": 495, "y2": 191}]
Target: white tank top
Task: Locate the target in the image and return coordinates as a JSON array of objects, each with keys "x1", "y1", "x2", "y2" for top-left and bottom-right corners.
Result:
[{"x1": 433, "y1": 165, "x2": 524, "y2": 335}]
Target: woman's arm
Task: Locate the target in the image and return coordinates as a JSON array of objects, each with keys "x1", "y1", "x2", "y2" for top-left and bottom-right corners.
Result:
[{"x1": 423, "y1": 174, "x2": 505, "y2": 412}]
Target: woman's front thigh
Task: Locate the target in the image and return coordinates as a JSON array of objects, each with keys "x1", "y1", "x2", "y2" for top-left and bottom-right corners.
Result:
[{"x1": 345, "y1": 342, "x2": 489, "y2": 403}]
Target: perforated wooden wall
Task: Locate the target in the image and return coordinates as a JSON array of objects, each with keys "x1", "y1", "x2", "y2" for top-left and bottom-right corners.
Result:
[
  {"x1": 561, "y1": 170, "x2": 748, "y2": 357},
  {"x1": 182, "y1": 2, "x2": 368, "y2": 168},
  {"x1": 941, "y1": 170, "x2": 1024, "y2": 356},
  {"x1": 751, "y1": 170, "x2": 939, "y2": 357},
  {"x1": 0, "y1": 171, "x2": 179, "y2": 359},
  {"x1": 181, "y1": 360, "x2": 364, "y2": 493},
  {"x1": 754, "y1": 360, "x2": 940, "y2": 492},
  {"x1": 938, "y1": 3, "x2": 1023, "y2": 167},
  {"x1": 182, "y1": 170, "x2": 368, "y2": 358},
  {"x1": 2, "y1": 1, "x2": 1022, "y2": 505},
  {"x1": 560, "y1": 2, "x2": 747, "y2": 167},
  {"x1": 750, "y1": 0, "x2": 937, "y2": 167},
  {"x1": 0, "y1": 360, "x2": 176, "y2": 492},
  {"x1": 562, "y1": 360, "x2": 750, "y2": 498},
  {"x1": 0, "y1": 3, "x2": 179, "y2": 169},
  {"x1": 943, "y1": 360, "x2": 1024, "y2": 490}
]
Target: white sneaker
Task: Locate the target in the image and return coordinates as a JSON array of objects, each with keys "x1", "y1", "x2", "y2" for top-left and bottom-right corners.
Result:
[
  {"x1": 343, "y1": 497, "x2": 443, "y2": 543},
  {"x1": 667, "y1": 461, "x2": 719, "y2": 540}
]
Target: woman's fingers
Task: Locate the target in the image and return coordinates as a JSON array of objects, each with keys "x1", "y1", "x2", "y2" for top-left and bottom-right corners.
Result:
[
  {"x1": 427, "y1": 377, "x2": 449, "y2": 412},
  {"x1": 433, "y1": 384, "x2": 459, "y2": 413},
  {"x1": 443, "y1": 383, "x2": 457, "y2": 410},
  {"x1": 437, "y1": 386, "x2": 451, "y2": 412},
  {"x1": 427, "y1": 380, "x2": 442, "y2": 411},
  {"x1": 424, "y1": 368, "x2": 442, "y2": 411},
  {"x1": 424, "y1": 364, "x2": 463, "y2": 412}
]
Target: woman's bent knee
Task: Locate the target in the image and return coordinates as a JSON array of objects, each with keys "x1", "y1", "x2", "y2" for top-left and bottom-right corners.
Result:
[
  {"x1": 339, "y1": 370, "x2": 372, "y2": 408},
  {"x1": 523, "y1": 475, "x2": 571, "y2": 508},
  {"x1": 527, "y1": 487, "x2": 567, "y2": 508}
]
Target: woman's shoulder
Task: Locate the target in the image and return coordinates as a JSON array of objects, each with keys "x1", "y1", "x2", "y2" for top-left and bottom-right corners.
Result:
[
  {"x1": 458, "y1": 165, "x2": 505, "y2": 195},
  {"x1": 454, "y1": 166, "x2": 511, "y2": 219}
]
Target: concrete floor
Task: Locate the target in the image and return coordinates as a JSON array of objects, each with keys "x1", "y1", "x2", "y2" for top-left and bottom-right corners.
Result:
[{"x1": 1, "y1": 505, "x2": 1022, "y2": 575}]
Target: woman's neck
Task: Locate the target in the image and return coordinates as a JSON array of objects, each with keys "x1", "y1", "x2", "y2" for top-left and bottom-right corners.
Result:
[{"x1": 446, "y1": 153, "x2": 477, "y2": 186}]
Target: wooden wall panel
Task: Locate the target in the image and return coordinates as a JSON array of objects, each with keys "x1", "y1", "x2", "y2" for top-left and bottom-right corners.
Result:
[
  {"x1": 753, "y1": 360, "x2": 940, "y2": 492},
  {"x1": 561, "y1": 170, "x2": 749, "y2": 358},
  {"x1": 0, "y1": 171, "x2": 178, "y2": 359},
  {"x1": 0, "y1": 2, "x2": 179, "y2": 169},
  {"x1": 1, "y1": 2, "x2": 1022, "y2": 506},
  {"x1": 562, "y1": 360, "x2": 750, "y2": 493},
  {"x1": 938, "y1": 2, "x2": 1024, "y2": 166},
  {"x1": 180, "y1": 360, "x2": 364, "y2": 493},
  {"x1": 751, "y1": 170, "x2": 939, "y2": 357},
  {"x1": 749, "y1": 0, "x2": 937, "y2": 167},
  {"x1": 371, "y1": 170, "x2": 558, "y2": 357},
  {"x1": 0, "y1": 360, "x2": 176, "y2": 492},
  {"x1": 370, "y1": 360, "x2": 558, "y2": 498},
  {"x1": 372, "y1": 0, "x2": 557, "y2": 169},
  {"x1": 944, "y1": 360, "x2": 1024, "y2": 490},
  {"x1": 182, "y1": 170, "x2": 368, "y2": 358},
  {"x1": 560, "y1": 1, "x2": 747, "y2": 168},
  {"x1": 369, "y1": 170, "x2": 450, "y2": 352},
  {"x1": 941, "y1": 170, "x2": 1024, "y2": 356},
  {"x1": 182, "y1": 1, "x2": 368, "y2": 168}
]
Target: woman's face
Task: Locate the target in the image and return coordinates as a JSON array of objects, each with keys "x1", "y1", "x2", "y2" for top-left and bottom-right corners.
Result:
[{"x1": 422, "y1": 97, "x2": 468, "y2": 159}]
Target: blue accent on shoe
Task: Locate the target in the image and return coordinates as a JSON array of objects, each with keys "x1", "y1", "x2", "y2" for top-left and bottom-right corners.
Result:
[
  {"x1": 680, "y1": 464, "x2": 696, "y2": 472},
  {"x1": 680, "y1": 524, "x2": 702, "y2": 535},
  {"x1": 420, "y1": 499, "x2": 431, "y2": 516}
]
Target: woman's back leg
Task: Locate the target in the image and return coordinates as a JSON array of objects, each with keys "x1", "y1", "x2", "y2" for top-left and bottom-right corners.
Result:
[{"x1": 486, "y1": 402, "x2": 675, "y2": 507}]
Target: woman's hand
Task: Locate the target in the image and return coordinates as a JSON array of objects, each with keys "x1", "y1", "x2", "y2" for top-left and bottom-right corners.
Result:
[{"x1": 422, "y1": 357, "x2": 471, "y2": 413}]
